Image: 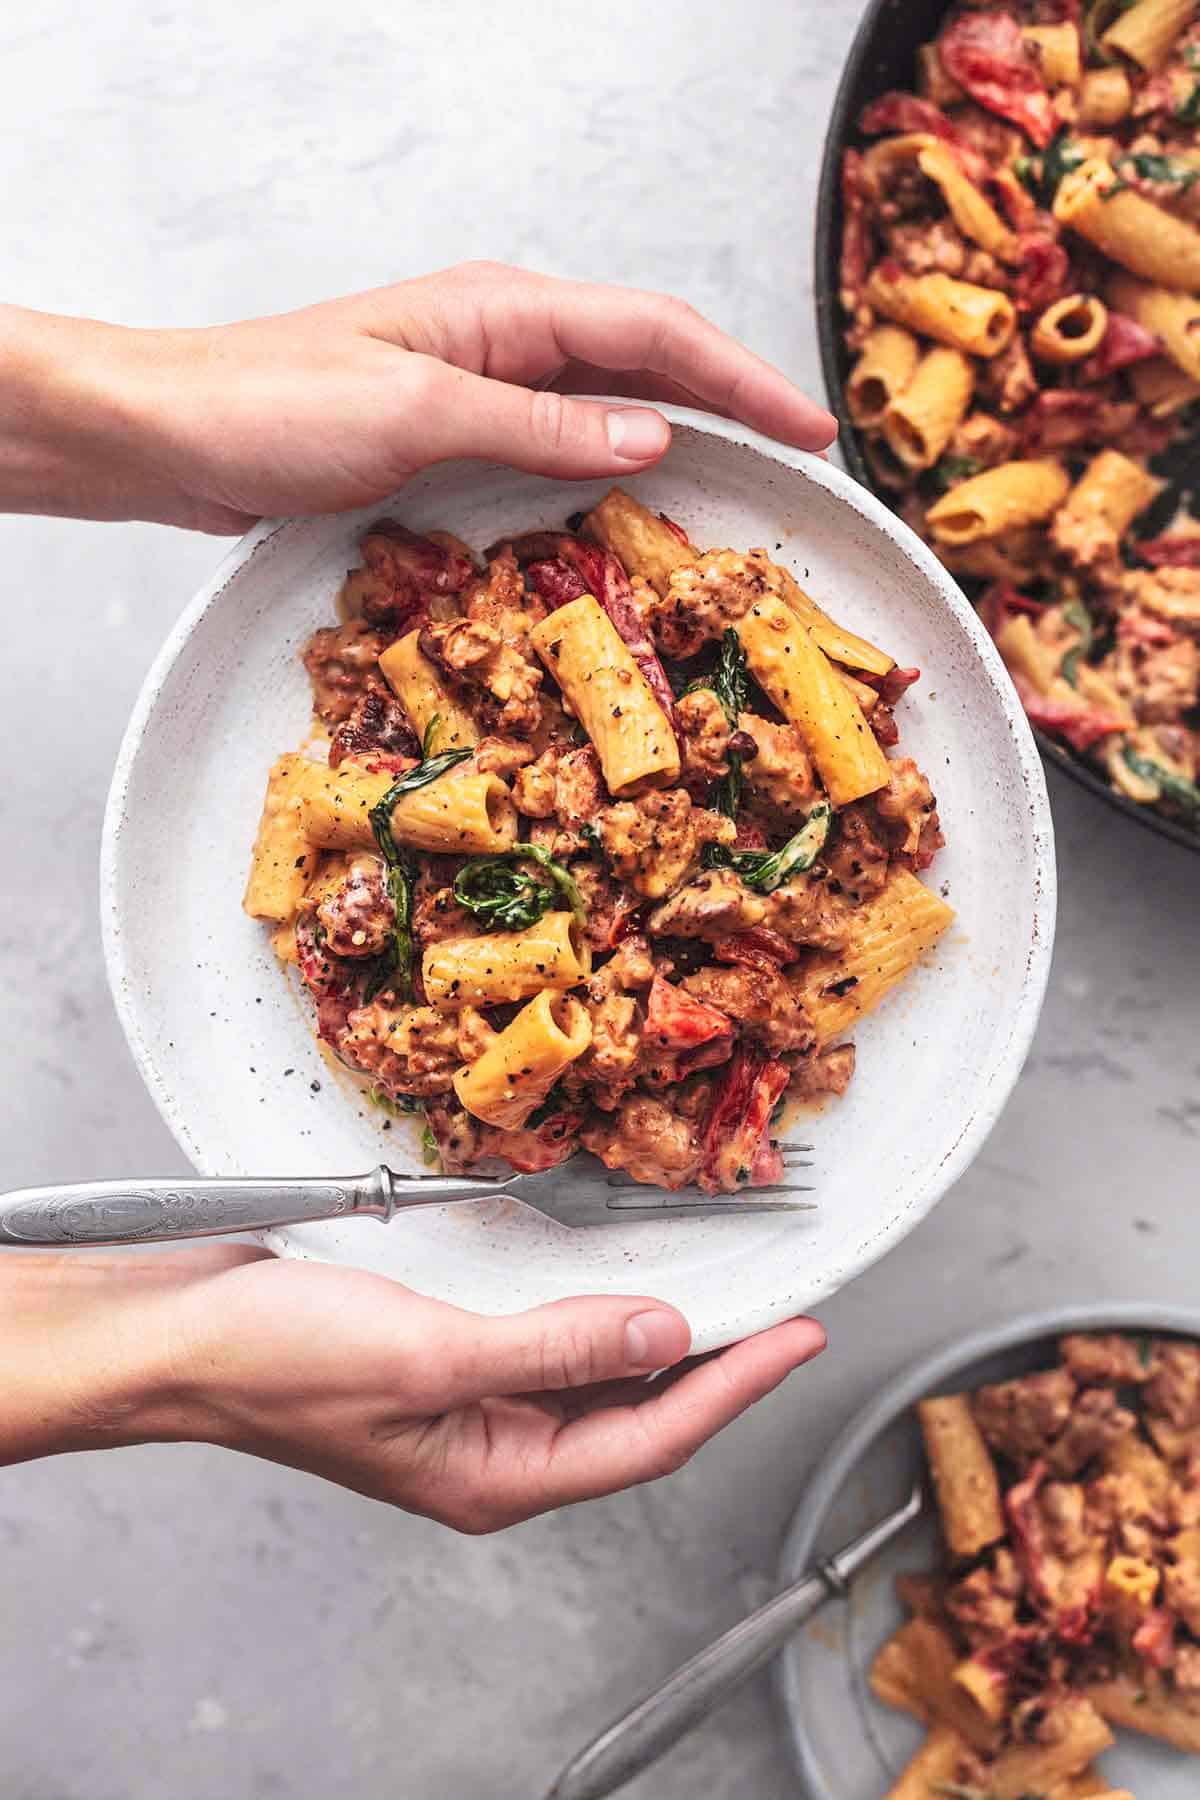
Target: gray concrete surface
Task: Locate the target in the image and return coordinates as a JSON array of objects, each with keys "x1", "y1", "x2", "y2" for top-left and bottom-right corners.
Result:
[{"x1": 0, "y1": 3, "x2": 1196, "y2": 1796}]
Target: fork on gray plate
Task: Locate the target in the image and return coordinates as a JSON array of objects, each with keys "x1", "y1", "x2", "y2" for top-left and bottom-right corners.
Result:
[{"x1": 0, "y1": 1148, "x2": 816, "y2": 1246}]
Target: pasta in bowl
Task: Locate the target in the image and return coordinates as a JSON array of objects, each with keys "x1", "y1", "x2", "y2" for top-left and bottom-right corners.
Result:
[
  {"x1": 244, "y1": 490, "x2": 954, "y2": 1193},
  {"x1": 102, "y1": 412, "x2": 1052, "y2": 1348},
  {"x1": 822, "y1": 0, "x2": 1200, "y2": 848}
]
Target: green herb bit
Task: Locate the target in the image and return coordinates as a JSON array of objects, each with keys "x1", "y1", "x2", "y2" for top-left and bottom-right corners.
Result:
[
  {"x1": 367, "y1": 1086, "x2": 423, "y2": 1116},
  {"x1": 526, "y1": 1084, "x2": 573, "y2": 1128},
  {"x1": 1120, "y1": 152, "x2": 1200, "y2": 191},
  {"x1": 705, "y1": 802, "x2": 833, "y2": 893},
  {"x1": 1138, "y1": 1333, "x2": 1154, "y2": 1369},
  {"x1": 421, "y1": 712, "x2": 443, "y2": 757},
  {"x1": 1059, "y1": 598, "x2": 1093, "y2": 688},
  {"x1": 367, "y1": 744, "x2": 473, "y2": 996},
  {"x1": 1040, "y1": 131, "x2": 1085, "y2": 207},
  {"x1": 421, "y1": 1124, "x2": 440, "y2": 1168},
  {"x1": 1179, "y1": 82, "x2": 1200, "y2": 126},
  {"x1": 711, "y1": 753, "x2": 744, "y2": 820},
  {"x1": 454, "y1": 857, "x2": 558, "y2": 932},
  {"x1": 1013, "y1": 153, "x2": 1040, "y2": 196},
  {"x1": 1122, "y1": 746, "x2": 1200, "y2": 812},
  {"x1": 931, "y1": 454, "x2": 981, "y2": 494},
  {"x1": 454, "y1": 843, "x2": 586, "y2": 931},
  {"x1": 681, "y1": 628, "x2": 749, "y2": 725}
]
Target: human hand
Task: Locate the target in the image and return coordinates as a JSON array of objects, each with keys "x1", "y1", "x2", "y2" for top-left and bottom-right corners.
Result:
[
  {"x1": 0, "y1": 263, "x2": 835, "y2": 533},
  {"x1": 3, "y1": 1247, "x2": 824, "y2": 1530}
]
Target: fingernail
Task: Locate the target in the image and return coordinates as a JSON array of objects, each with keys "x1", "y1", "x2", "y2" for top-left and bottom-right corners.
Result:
[
  {"x1": 625, "y1": 1309, "x2": 688, "y2": 1370},
  {"x1": 606, "y1": 408, "x2": 670, "y2": 463}
]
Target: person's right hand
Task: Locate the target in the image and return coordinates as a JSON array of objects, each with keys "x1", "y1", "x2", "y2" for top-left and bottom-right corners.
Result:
[
  {"x1": 1, "y1": 1245, "x2": 825, "y2": 1531},
  {"x1": 0, "y1": 262, "x2": 836, "y2": 533}
]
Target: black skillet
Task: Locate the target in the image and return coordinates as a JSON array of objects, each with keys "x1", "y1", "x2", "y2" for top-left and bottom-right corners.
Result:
[{"x1": 813, "y1": 0, "x2": 1200, "y2": 855}]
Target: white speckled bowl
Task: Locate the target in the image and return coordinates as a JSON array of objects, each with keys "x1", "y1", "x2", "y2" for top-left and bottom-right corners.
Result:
[{"x1": 101, "y1": 407, "x2": 1055, "y2": 1352}]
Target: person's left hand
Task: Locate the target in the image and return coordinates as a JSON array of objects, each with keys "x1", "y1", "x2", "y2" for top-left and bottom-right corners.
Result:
[{"x1": 1, "y1": 1246, "x2": 825, "y2": 1531}]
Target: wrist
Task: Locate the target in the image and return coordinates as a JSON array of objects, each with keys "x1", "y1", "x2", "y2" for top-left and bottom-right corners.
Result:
[
  {"x1": 0, "y1": 1252, "x2": 203, "y2": 1464},
  {"x1": 0, "y1": 304, "x2": 200, "y2": 526}
]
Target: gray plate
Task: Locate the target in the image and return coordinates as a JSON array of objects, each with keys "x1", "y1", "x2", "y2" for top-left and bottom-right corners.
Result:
[{"x1": 774, "y1": 1302, "x2": 1200, "y2": 1798}]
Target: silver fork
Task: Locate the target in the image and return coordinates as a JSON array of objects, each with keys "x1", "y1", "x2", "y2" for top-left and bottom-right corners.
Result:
[{"x1": 0, "y1": 1148, "x2": 815, "y2": 1246}]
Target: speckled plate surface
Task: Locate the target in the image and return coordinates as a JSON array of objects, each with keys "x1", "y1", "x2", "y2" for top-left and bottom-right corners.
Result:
[
  {"x1": 101, "y1": 407, "x2": 1055, "y2": 1353},
  {"x1": 776, "y1": 1303, "x2": 1200, "y2": 1797}
]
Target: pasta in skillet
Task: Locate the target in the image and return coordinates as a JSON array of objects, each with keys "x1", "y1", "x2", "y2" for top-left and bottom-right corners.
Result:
[
  {"x1": 245, "y1": 493, "x2": 952, "y2": 1193},
  {"x1": 839, "y1": 0, "x2": 1200, "y2": 833},
  {"x1": 872, "y1": 1331, "x2": 1200, "y2": 1799}
]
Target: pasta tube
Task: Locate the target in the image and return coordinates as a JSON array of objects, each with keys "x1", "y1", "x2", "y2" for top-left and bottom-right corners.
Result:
[
  {"x1": 926, "y1": 459, "x2": 1071, "y2": 546},
  {"x1": 802, "y1": 868, "x2": 956, "y2": 1044},
  {"x1": 987, "y1": 1697, "x2": 1112, "y2": 1798},
  {"x1": 870, "y1": 1617, "x2": 1001, "y2": 1752},
  {"x1": 1108, "y1": 271, "x2": 1200, "y2": 384},
  {"x1": 422, "y1": 910, "x2": 591, "y2": 1009},
  {"x1": 846, "y1": 324, "x2": 920, "y2": 430},
  {"x1": 1102, "y1": 1554, "x2": 1160, "y2": 1637},
  {"x1": 772, "y1": 566, "x2": 894, "y2": 676},
  {"x1": 1130, "y1": 355, "x2": 1200, "y2": 416},
  {"x1": 1101, "y1": 0, "x2": 1194, "y2": 70},
  {"x1": 882, "y1": 346, "x2": 975, "y2": 471},
  {"x1": 736, "y1": 594, "x2": 890, "y2": 806},
  {"x1": 378, "y1": 630, "x2": 479, "y2": 751},
  {"x1": 293, "y1": 759, "x2": 517, "y2": 854},
  {"x1": 1051, "y1": 450, "x2": 1162, "y2": 560},
  {"x1": 1022, "y1": 21, "x2": 1083, "y2": 86},
  {"x1": 939, "y1": 530, "x2": 1043, "y2": 587},
  {"x1": 1077, "y1": 66, "x2": 1133, "y2": 125},
  {"x1": 1055, "y1": 159, "x2": 1200, "y2": 293},
  {"x1": 1031, "y1": 294, "x2": 1108, "y2": 364},
  {"x1": 243, "y1": 755, "x2": 318, "y2": 921},
  {"x1": 865, "y1": 266, "x2": 1016, "y2": 358},
  {"x1": 883, "y1": 1726, "x2": 967, "y2": 1800},
  {"x1": 453, "y1": 989, "x2": 591, "y2": 1130},
  {"x1": 529, "y1": 595, "x2": 679, "y2": 795},
  {"x1": 582, "y1": 488, "x2": 697, "y2": 596},
  {"x1": 917, "y1": 142, "x2": 1017, "y2": 258},
  {"x1": 1087, "y1": 1674, "x2": 1200, "y2": 1752},
  {"x1": 917, "y1": 1393, "x2": 1006, "y2": 1558}
]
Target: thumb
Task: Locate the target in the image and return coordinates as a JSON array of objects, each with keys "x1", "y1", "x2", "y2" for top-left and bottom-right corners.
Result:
[
  {"x1": 402, "y1": 355, "x2": 672, "y2": 479},
  {"x1": 441, "y1": 1295, "x2": 692, "y2": 1403}
]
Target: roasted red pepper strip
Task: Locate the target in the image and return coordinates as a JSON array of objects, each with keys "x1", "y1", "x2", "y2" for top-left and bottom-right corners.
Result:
[
  {"x1": 940, "y1": 11, "x2": 1057, "y2": 149},
  {"x1": 1080, "y1": 312, "x2": 1160, "y2": 383},
  {"x1": 645, "y1": 974, "x2": 733, "y2": 1050},
  {"x1": 1012, "y1": 675, "x2": 1127, "y2": 753},
  {"x1": 712, "y1": 927, "x2": 795, "y2": 971},
  {"x1": 1137, "y1": 536, "x2": 1200, "y2": 568},
  {"x1": 525, "y1": 557, "x2": 590, "y2": 609},
  {"x1": 857, "y1": 665, "x2": 920, "y2": 706},
  {"x1": 857, "y1": 92, "x2": 992, "y2": 186},
  {"x1": 700, "y1": 1045, "x2": 790, "y2": 1193},
  {"x1": 840, "y1": 149, "x2": 874, "y2": 311}
]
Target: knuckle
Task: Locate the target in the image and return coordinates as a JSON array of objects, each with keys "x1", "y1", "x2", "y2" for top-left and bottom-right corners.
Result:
[
  {"x1": 540, "y1": 1323, "x2": 598, "y2": 1392},
  {"x1": 527, "y1": 388, "x2": 573, "y2": 454}
]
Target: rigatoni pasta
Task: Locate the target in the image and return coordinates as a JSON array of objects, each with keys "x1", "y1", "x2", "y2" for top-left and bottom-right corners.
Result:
[
  {"x1": 871, "y1": 1331, "x2": 1200, "y2": 1796},
  {"x1": 248, "y1": 492, "x2": 950, "y2": 1191},
  {"x1": 801, "y1": 868, "x2": 955, "y2": 1043},
  {"x1": 453, "y1": 990, "x2": 591, "y2": 1129},
  {"x1": 847, "y1": 324, "x2": 921, "y2": 429},
  {"x1": 839, "y1": 6, "x2": 1200, "y2": 836},
  {"x1": 529, "y1": 594, "x2": 680, "y2": 795},
  {"x1": 1054, "y1": 159, "x2": 1200, "y2": 293},
  {"x1": 379, "y1": 630, "x2": 479, "y2": 752},
  {"x1": 881, "y1": 345, "x2": 974, "y2": 470},
  {"x1": 865, "y1": 267, "x2": 1016, "y2": 357},
  {"x1": 736, "y1": 593, "x2": 891, "y2": 806},
  {"x1": 422, "y1": 911, "x2": 591, "y2": 1009},
  {"x1": 926, "y1": 460, "x2": 1071, "y2": 545}
]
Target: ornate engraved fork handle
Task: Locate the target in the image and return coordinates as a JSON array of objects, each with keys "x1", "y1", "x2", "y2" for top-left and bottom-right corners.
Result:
[{"x1": 0, "y1": 1172, "x2": 389, "y2": 1246}]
